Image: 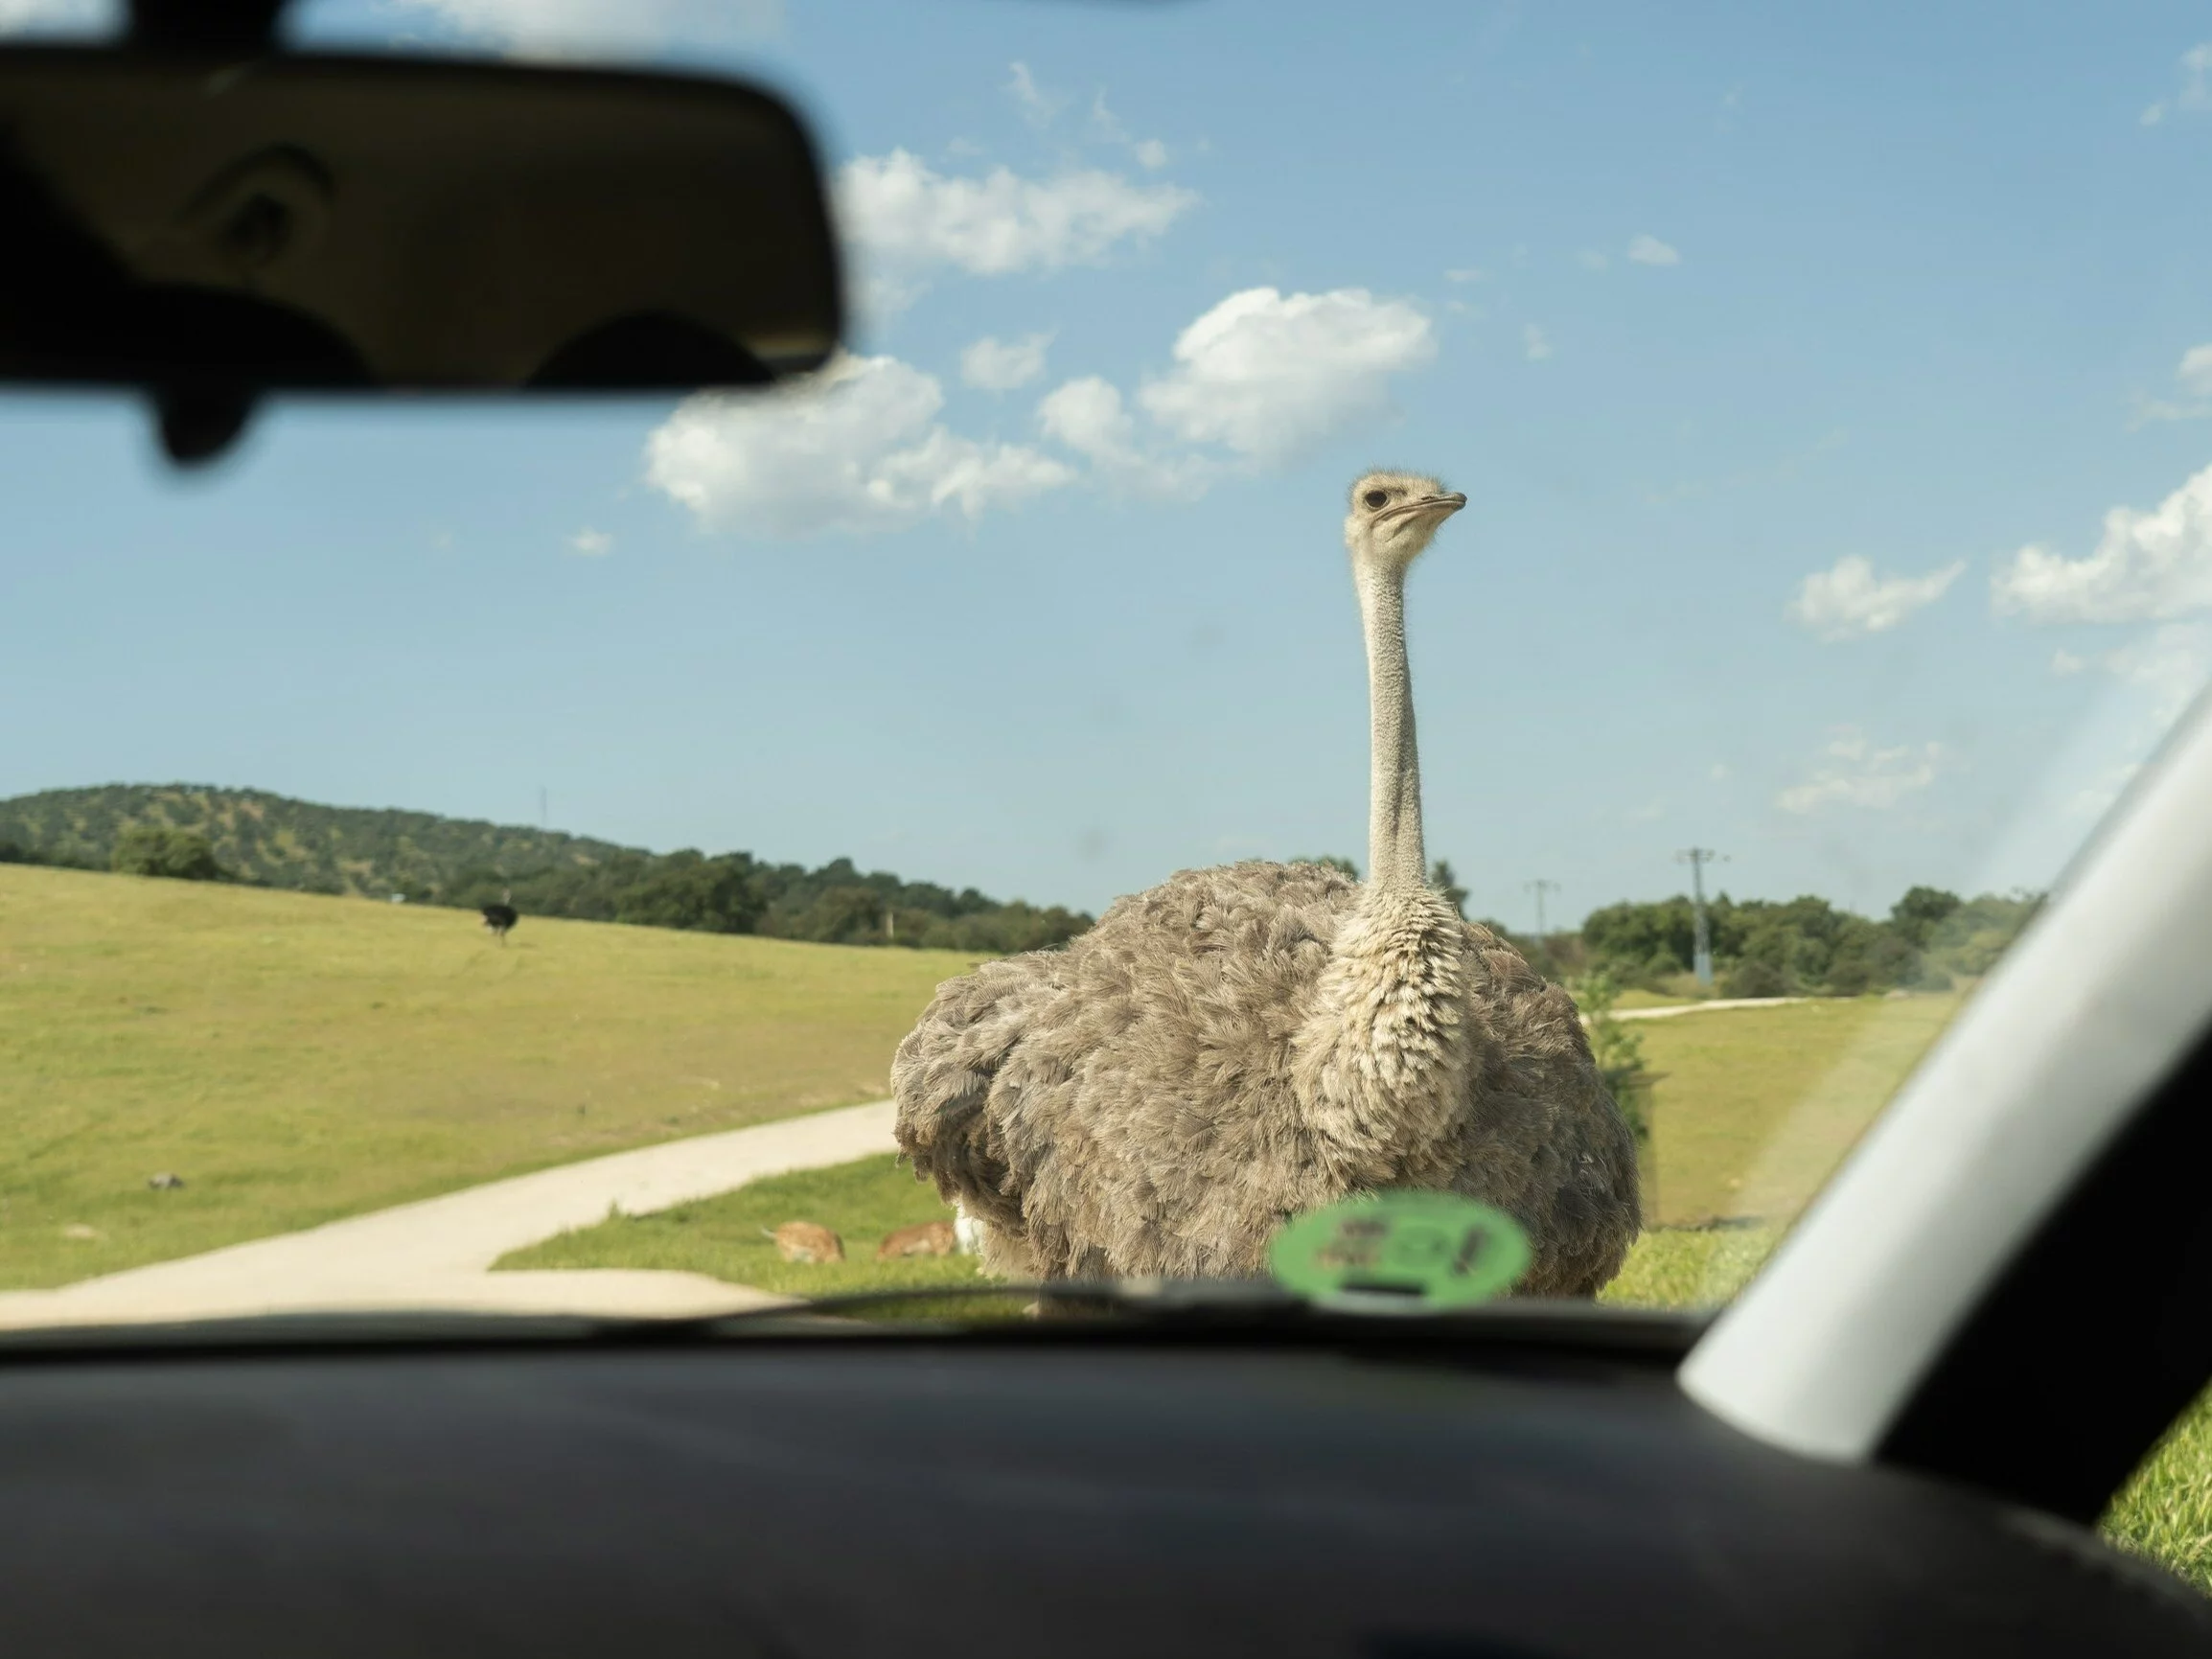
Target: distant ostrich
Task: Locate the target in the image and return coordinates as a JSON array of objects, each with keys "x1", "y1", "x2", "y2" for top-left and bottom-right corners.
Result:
[
  {"x1": 893, "y1": 471, "x2": 1640, "y2": 1297},
  {"x1": 480, "y1": 889, "x2": 518, "y2": 944}
]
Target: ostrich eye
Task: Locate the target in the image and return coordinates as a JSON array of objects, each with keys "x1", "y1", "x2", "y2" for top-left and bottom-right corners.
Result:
[{"x1": 1363, "y1": 490, "x2": 1389, "y2": 510}]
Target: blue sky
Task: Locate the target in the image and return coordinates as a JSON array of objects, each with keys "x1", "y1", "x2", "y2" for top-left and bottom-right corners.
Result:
[{"x1": 4, "y1": 0, "x2": 2212, "y2": 929}]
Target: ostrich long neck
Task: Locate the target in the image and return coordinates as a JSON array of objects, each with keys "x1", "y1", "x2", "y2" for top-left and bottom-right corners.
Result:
[
  {"x1": 1357, "y1": 559, "x2": 1425, "y2": 892},
  {"x1": 1288, "y1": 548, "x2": 1468, "y2": 1182}
]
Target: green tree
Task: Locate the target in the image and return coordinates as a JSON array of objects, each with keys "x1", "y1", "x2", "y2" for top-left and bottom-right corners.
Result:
[
  {"x1": 111, "y1": 824, "x2": 224, "y2": 882},
  {"x1": 613, "y1": 850, "x2": 766, "y2": 933},
  {"x1": 1569, "y1": 969, "x2": 1658, "y2": 1208},
  {"x1": 1429, "y1": 858, "x2": 1468, "y2": 918},
  {"x1": 1890, "y1": 886, "x2": 1963, "y2": 948},
  {"x1": 1582, "y1": 895, "x2": 1700, "y2": 982},
  {"x1": 767, "y1": 885, "x2": 887, "y2": 946},
  {"x1": 1922, "y1": 891, "x2": 2040, "y2": 981}
]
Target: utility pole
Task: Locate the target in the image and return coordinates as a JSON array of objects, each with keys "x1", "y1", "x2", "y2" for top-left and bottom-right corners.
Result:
[
  {"x1": 1524, "y1": 878, "x2": 1560, "y2": 944},
  {"x1": 1676, "y1": 848, "x2": 1723, "y2": 988}
]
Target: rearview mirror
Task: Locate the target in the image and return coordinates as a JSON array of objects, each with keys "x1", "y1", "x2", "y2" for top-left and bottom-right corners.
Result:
[{"x1": 0, "y1": 44, "x2": 843, "y2": 460}]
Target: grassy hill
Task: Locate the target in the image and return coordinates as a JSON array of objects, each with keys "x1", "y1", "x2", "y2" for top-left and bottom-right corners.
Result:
[
  {"x1": 0, "y1": 783, "x2": 629, "y2": 899},
  {"x1": 0, "y1": 783, "x2": 1093, "y2": 952},
  {"x1": 0, "y1": 861, "x2": 973, "y2": 1288}
]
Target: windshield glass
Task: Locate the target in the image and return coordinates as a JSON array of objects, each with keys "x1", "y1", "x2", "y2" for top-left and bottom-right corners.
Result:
[{"x1": 2, "y1": 3, "x2": 2203, "y2": 1341}]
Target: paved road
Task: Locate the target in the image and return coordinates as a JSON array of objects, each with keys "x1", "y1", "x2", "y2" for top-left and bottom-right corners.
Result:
[
  {"x1": 1610, "y1": 997, "x2": 1807, "y2": 1023},
  {"x1": 0, "y1": 1100, "x2": 898, "y2": 1329}
]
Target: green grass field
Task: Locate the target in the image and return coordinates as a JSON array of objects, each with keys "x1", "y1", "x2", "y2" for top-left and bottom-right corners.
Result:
[
  {"x1": 9, "y1": 866, "x2": 2205, "y2": 1593},
  {"x1": 1633, "y1": 993, "x2": 1961, "y2": 1229},
  {"x1": 2108, "y1": 1395, "x2": 2212, "y2": 1589},
  {"x1": 500, "y1": 1153, "x2": 982, "y2": 1299},
  {"x1": 0, "y1": 862, "x2": 976, "y2": 1287}
]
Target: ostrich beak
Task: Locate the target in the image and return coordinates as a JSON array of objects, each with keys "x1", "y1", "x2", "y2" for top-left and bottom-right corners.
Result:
[{"x1": 1376, "y1": 492, "x2": 1466, "y2": 525}]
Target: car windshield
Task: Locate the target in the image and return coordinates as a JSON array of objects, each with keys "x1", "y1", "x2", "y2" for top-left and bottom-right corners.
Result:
[{"x1": 3, "y1": 2, "x2": 2205, "y2": 1354}]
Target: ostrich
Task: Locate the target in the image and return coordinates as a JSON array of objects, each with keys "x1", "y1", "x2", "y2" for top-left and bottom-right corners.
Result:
[
  {"x1": 892, "y1": 471, "x2": 1640, "y2": 1297},
  {"x1": 480, "y1": 889, "x2": 518, "y2": 944}
]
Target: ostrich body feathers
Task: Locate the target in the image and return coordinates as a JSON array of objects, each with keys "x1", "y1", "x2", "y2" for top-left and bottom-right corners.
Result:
[{"x1": 892, "y1": 859, "x2": 1640, "y2": 1297}]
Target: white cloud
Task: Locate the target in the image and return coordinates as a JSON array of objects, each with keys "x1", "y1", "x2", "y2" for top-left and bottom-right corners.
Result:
[
  {"x1": 1577, "y1": 249, "x2": 1610, "y2": 271},
  {"x1": 997, "y1": 67, "x2": 1167, "y2": 166},
  {"x1": 1992, "y1": 461, "x2": 2212, "y2": 624},
  {"x1": 1994, "y1": 459, "x2": 2212, "y2": 828},
  {"x1": 2039, "y1": 625, "x2": 2212, "y2": 822},
  {"x1": 2131, "y1": 401, "x2": 2203, "y2": 426},
  {"x1": 2182, "y1": 42, "x2": 2212, "y2": 109},
  {"x1": 1627, "y1": 234, "x2": 1681, "y2": 266},
  {"x1": 1135, "y1": 287, "x2": 1436, "y2": 465},
  {"x1": 1037, "y1": 376, "x2": 1212, "y2": 496},
  {"x1": 650, "y1": 284, "x2": 1440, "y2": 536},
  {"x1": 1005, "y1": 61, "x2": 1064, "y2": 127},
  {"x1": 385, "y1": 0, "x2": 776, "y2": 57},
  {"x1": 568, "y1": 527, "x2": 613, "y2": 557},
  {"x1": 1522, "y1": 323, "x2": 1553, "y2": 360},
  {"x1": 1777, "y1": 728, "x2": 1945, "y2": 815},
  {"x1": 2079, "y1": 623, "x2": 2212, "y2": 726},
  {"x1": 1037, "y1": 376, "x2": 1140, "y2": 468},
  {"x1": 837, "y1": 150, "x2": 1196, "y2": 294},
  {"x1": 960, "y1": 333, "x2": 1052, "y2": 392},
  {"x1": 1089, "y1": 90, "x2": 1170, "y2": 170},
  {"x1": 2126, "y1": 345, "x2": 2212, "y2": 426},
  {"x1": 1786, "y1": 554, "x2": 1965, "y2": 640},
  {"x1": 644, "y1": 354, "x2": 1072, "y2": 538},
  {"x1": 2142, "y1": 42, "x2": 2212, "y2": 127}
]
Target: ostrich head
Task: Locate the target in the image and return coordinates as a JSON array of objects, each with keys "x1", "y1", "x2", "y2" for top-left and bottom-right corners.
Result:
[{"x1": 1344, "y1": 470, "x2": 1465, "y2": 567}]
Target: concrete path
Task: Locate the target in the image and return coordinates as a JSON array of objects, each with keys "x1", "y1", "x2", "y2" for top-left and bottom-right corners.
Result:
[
  {"x1": 0, "y1": 996, "x2": 1822, "y2": 1332},
  {"x1": 0, "y1": 1100, "x2": 898, "y2": 1330},
  {"x1": 1610, "y1": 997, "x2": 1807, "y2": 1023}
]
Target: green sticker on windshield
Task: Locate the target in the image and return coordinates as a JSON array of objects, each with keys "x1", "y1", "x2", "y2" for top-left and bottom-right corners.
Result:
[{"x1": 1268, "y1": 1192, "x2": 1531, "y2": 1310}]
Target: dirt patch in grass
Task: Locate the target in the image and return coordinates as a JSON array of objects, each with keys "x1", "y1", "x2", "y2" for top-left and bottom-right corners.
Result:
[{"x1": 497, "y1": 1153, "x2": 982, "y2": 1299}]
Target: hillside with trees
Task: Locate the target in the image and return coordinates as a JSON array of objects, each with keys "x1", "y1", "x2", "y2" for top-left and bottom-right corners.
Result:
[
  {"x1": 1305, "y1": 851, "x2": 2039, "y2": 999},
  {"x1": 5, "y1": 788, "x2": 2037, "y2": 979},
  {"x1": 1532, "y1": 886, "x2": 2039, "y2": 998},
  {"x1": 0, "y1": 784, "x2": 1091, "y2": 954}
]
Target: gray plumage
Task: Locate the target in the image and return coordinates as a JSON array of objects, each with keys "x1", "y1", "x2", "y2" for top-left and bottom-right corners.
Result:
[{"x1": 893, "y1": 471, "x2": 1640, "y2": 1297}]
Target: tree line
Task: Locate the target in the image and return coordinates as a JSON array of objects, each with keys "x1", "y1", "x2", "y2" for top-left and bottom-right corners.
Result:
[
  {"x1": 8, "y1": 785, "x2": 2039, "y2": 981},
  {"x1": 1303, "y1": 854, "x2": 2039, "y2": 999},
  {"x1": 0, "y1": 785, "x2": 1091, "y2": 955},
  {"x1": 1498, "y1": 886, "x2": 2039, "y2": 998},
  {"x1": 437, "y1": 849, "x2": 1091, "y2": 954}
]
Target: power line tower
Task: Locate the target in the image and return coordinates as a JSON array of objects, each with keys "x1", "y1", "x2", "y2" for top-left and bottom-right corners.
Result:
[
  {"x1": 1676, "y1": 848, "x2": 1724, "y2": 988},
  {"x1": 1524, "y1": 878, "x2": 1560, "y2": 944}
]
